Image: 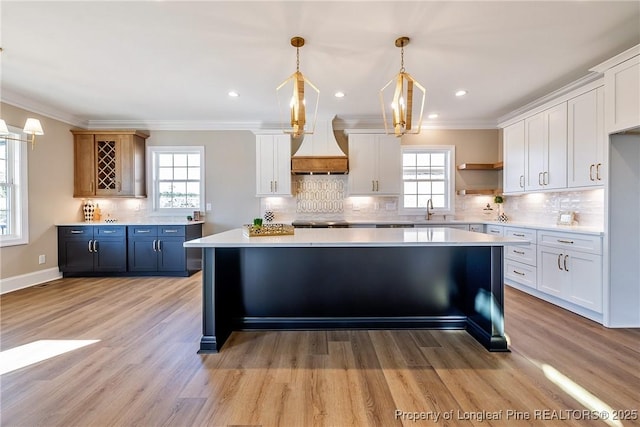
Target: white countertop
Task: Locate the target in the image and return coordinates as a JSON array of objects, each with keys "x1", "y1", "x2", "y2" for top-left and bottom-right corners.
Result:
[
  {"x1": 56, "y1": 220, "x2": 205, "y2": 226},
  {"x1": 183, "y1": 227, "x2": 530, "y2": 248}
]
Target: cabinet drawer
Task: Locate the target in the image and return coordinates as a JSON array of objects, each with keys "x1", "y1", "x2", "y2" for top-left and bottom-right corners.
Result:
[
  {"x1": 128, "y1": 226, "x2": 158, "y2": 236},
  {"x1": 96, "y1": 226, "x2": 126, "y2": 237},
  {"x1": 505, "y1": 243, "x2": 537, "y2": 266},
  {"x1": 505, "y1": 259, "x2": 537, "y2": 289},
  {"x1": 59, "y1": 226, "x2": 93, "y2": 237},
  {"x1": 160, "y1": 226, "x2": 185, "y2": 237},
  {"x1": 537, "y1": 231, "x2": 602, "y2": 254},
  {"x1": 485, "y1": 225, "x2": 504, "y2": 236},
  {"x1": 504, "y1": 227, "x2": 536, "y2": 242},
  {"x1": 469, "y1": 224, "x2": 484, "y2": 233}
]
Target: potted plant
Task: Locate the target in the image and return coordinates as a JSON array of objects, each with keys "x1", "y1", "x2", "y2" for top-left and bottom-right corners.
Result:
[{"x1": 494, "y1": 194, "x2": 508, "y2": 222}]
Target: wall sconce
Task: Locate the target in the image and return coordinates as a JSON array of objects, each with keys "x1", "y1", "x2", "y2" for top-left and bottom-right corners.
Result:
[
  {"x1": 276, "y1": 36, "x2": 319, "y2": 138},
  {"x1": 380, "y1": 37, "x2": 426, "y2": 137},
  {"x1": 0, "y1": 118, "x2": 44, "y2": 149}
]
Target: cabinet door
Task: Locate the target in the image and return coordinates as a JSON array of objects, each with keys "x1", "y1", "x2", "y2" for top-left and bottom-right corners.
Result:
[
  {"x1": 605, "y1": 55, "x2": 640, "y2": 134},
  {"x1": 94, "y1": 135, "x2": 121, "y2": 196},
  {"x1": 566, "y1": 251, "x2": 603, "y2": 313},
  {"x1": 116, "y1": 134, "x2": 136, "y2": 196},
  {"x1": 59, "y1": 238, "x2": 94, "y2": 273},
  {"x1": 375, "y1": 135, "x2": 401, "y2": 195},
  {"x1": 158, "y1": 238, "x2": 187, "y2": 271},
  {"x1": 348, "y1": 134, "x2": 378, "y2": 195},
  {"x1": 128, "y1": 236, "x2": 158, "y2": 271},
  {"x1": 537, "y1": 247, "x2": 567, "y2": 298},
  {"x1": 568, "y1": 87, "x2": 605, "y2": 187},
  {"x1": 272, "y1": 135, "x2": 292, "y2": 195},
  {"x1": 93, "y1": 238, "x2": 127, "y2": 272},
  {"x1": 74, "y1": 134, "x2": 96, "y2": 197},
  {"x1": 543, "y1": 103, "x2": 568, "y2": 190},
  {"x1": 503, "y1": 121, "x2": 525, "y2": 193},
  {"x1": 256, "y1": 135, "x2": 276, "y2": 195},
  {"x1": 525, "y1": 113, "x2": 545, "y2": 191}
]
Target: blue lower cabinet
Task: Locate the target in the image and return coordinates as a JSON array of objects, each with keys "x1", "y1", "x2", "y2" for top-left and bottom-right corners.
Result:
[
  {"x1": 58, "y1": 226, "x2": 127, "y2": 273},
  {"x1": 58, "y1": 224, "x2": 202, "y2": 277}
]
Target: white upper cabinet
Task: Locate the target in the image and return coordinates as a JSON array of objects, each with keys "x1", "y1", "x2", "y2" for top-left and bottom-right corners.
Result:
[
  {"x1": 525, "y1": 103, "x2": 567, "y2": 191},
  {"x1": 256, "y1": 134, "x2": 292, "y2": 196},
  {"x1": 348, "y1": 134, "x2": 401, "y2": 196},
  {"x1": 604, "y1": 54, "x2": 640, "y2": 134},
  {"x1": 503, "y1": 121, "x2": 526, "y2": 193},
  {"x1": 567, "y1": 86, "x2": 605, "y2": 188}
]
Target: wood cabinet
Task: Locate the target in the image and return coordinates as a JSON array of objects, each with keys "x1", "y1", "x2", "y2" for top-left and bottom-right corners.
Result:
[
  {"x1": 604, "y1": 54, "x2": 640, "y2": 134},
  {"x1": 71, "y1": 130, "x2": 149, "y2": 198},
  {"x1": 537, "y1": 230, "x2": 602, "y2": 314},
  {"x1": 256, "y1": 134, "x2": 291, "y2": 196},
  {"x1": 525, "y1": 103, "x2": 567, "y2": 191},
  {"x1": 58, "y1": 226, "x2": 127, "y2": 273},
  {"x1": 348, "y1": 134, "x2": 401, "y2": 195},
  {"x1": 567, "y1": 87, "x2": 605, "y2": 187},
  {"x1": 503, "y1": 121, "x2": 526, "y2": 193}
]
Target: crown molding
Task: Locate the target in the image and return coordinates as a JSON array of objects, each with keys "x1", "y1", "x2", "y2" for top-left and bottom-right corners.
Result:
[
  {"x1": 2, "y1": 88, "x2": 89, "y2": 128},
  {"x1": 497, "y1": 73, "x2": 603, "y2": 128},
  {"x1": 589, "y1": 44, "x2": 640, "y2": 73}
]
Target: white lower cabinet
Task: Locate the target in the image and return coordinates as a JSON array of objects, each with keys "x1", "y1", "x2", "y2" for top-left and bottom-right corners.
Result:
[
  {"x1": 504, "y1": 227, "x2": 537, "y2": 290},
  {"x1": 537, "y1": 231, "x2": 603, "y2": 314}
]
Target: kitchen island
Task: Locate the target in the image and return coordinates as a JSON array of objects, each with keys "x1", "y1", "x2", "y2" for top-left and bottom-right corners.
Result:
[{"x1": 184, "y1": 227, "x2": 529, "y2": 352}]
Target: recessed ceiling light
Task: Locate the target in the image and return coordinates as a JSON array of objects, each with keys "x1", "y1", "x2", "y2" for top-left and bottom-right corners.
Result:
[
  {"x1": 455, "y1": 90, "x2": 468, "y2": 97},
  {"x1": 334, "y1": 91, "x2": 345, "y2": 98},
  {"x1": 228, "y1": 91, "x2": 239, "y2": 97},
  {"x1": 428, "y1": 113, "x2": 439, "y2": 119}
]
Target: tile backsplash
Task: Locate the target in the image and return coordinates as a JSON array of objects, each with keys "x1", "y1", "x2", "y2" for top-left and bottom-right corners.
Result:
[{"x1": 262, "y1": 175, "x2": 604, "y2": 228}]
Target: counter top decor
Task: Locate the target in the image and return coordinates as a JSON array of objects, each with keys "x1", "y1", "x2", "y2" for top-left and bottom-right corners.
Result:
[{"x1": 242, "y1": 223, "x2": 294, "y2": 237}]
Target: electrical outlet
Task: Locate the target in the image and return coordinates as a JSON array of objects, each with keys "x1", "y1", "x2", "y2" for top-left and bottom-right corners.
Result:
[
  {"x1": 38, "y1": 255, "x2": 46, "y2": 264},
  {"x1": 206, "y1": 203, "x2": 212, "y2": 212}
]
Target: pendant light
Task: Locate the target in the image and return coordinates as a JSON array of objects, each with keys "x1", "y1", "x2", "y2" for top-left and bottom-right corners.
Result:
[
  {"x1": 380, "y1": 37, "x2": 426, "y2": 137},
  {"x1": 276, "y1": 36, "x2": 319, "y2": 138}
]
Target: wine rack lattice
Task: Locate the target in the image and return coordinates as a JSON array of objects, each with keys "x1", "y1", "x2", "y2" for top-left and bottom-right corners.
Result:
[{"x1": 97, "y1": 140, "x2": 117, "y2": 190}]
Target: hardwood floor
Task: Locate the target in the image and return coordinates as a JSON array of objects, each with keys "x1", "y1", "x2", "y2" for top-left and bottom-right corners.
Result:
[{"x1": 1, "y1": 274, "x2": 638, "y2": 426}]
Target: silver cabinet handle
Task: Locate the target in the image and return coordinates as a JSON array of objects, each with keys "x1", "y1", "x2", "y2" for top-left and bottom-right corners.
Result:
[
  {"x1": 71, "y1": 230, "x2": 84, "y2": 234},
  {"x1": 117, "y1": 181, "x2": 122, "y2": 192},
  {"x1": 589, "y1": 164, "x2": 595, "y2": 181},
  {"x1": 137, "y1": 229, "x2": 152, "y2": 233},
  {"x1": 88, "y1": 240, "x2": 93, "y2": 253},
  {"x1": 164, "y1": 229, "x2": 178, "y2": 233},
  {"x1": 544, "y1": 171, "x2": 548, "y2": 185},
  {"x1": 513, "y1": 233, "x2": 525, "y2": 237},
  {"x1": 557, "y1": 239, "x2": 574, "y2": 244},
  {"x1": 93, "y1": 240, "x2": 98, "y2": 252},
  {"x1": 519, "y1": 175, "x2": 524, "y2": 188},
  {"x1": 564, "y1": 254, "x2": 569, "y2": 272},
  {"x1": 513, "y1": 270, "x2": 525, "y2": 276},
  {"x1": 274, "y1": 181, "x2": 278, "y2": 192},
  {"x1": 596, "y1": 163, "x2": 602, "y2": 181},
  {"x1": 372, "y1": 180, "x2": 375, "y2": 191},
  {"x1": 103, "y1": 230, "x2": 115, "y2": 234},
  {"x1": 513, "y1": 249, "x2": 525, "y2": 255},
  {"x1": 538, "y1": 172, "x2": 543, "y2": 186},
  {"x1": 557, "y1": 254, "x2": 563, "y2": 270},
  {"x1": 152, "y1": 240, "x2": 157, "y2": 252},
  {"x1": 157, "y1": 240, "x2": 162, "y2": 252}
]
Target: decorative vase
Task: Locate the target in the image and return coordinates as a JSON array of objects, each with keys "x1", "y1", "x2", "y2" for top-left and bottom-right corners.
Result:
[{"x1": 83, "y1": 200, "x2": 95, "y2": 222}]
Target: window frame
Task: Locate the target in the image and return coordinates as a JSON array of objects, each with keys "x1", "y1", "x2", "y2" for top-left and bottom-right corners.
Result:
[
  {"x1": 0, "y1": 125, "x2": 29, "y2": 247},
  {"x1": 147, "y1": 145, "x2": 205, "y2": 216},
  {"x1": 400, "y1": 145, "x2": 456, "y2": 216}
]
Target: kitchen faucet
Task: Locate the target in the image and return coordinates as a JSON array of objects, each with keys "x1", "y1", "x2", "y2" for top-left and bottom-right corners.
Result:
[{"x1": 425, "y1": 198, "x2": 434, "y2": 220}]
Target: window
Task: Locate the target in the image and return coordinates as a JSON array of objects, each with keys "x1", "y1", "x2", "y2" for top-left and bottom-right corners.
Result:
[
  {"x1": 401, "y1": 145, "x2": 455, "y2": 215},
  {"x1": 148, "y1": 146, "x2": 205, "y2": 214},
  {"x1": 0, "y1": 126, "x2": 29, "y2": 247}
]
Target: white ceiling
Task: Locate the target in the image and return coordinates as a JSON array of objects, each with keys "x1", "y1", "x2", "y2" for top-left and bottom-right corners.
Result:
[{"x1": 1, "y1": 1, "x2": 639, "y2": 130}]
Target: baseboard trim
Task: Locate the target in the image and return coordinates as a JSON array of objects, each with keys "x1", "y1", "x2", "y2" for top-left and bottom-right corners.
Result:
[{"x1": 0, "y1": 267, "x2": 62, "y2": 295}]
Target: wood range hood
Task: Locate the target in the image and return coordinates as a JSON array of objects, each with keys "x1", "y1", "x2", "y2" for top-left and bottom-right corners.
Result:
[{"x1": 290, "y1": 118, "x2": 348, "y2": 174}]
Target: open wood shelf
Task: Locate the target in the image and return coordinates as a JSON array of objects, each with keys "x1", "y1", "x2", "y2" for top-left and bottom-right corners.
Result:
[
  {"x1": 456, "y1": 189, "x2": 502, "y2": 195},
  {"x1": 457, "y1": 162, "x2": 503, "y2": 170}
]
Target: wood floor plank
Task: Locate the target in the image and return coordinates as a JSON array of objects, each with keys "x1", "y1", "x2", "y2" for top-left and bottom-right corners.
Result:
[{"x1": 1, "y1": 275, "x2": 639, "y2": 427}]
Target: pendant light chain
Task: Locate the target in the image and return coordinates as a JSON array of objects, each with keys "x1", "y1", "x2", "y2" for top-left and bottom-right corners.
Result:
[
  {"x1": 296, "y1": 46, "x2": 300, "y2": 72},
  {"x1": 400, "y1": 45, "x2": 405, "y2": 73}
]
